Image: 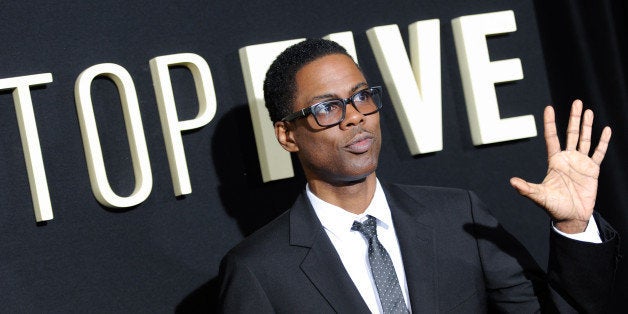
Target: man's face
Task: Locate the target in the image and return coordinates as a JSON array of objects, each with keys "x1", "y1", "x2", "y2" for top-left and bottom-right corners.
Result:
[{"x1": 283, "y1": 53, "x2": 382, "y2": 184}]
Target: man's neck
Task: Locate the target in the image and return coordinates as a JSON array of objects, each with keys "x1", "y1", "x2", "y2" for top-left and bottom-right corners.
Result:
[{"x1": 307, "y1": 174, "x2": 377, "y2": 214}]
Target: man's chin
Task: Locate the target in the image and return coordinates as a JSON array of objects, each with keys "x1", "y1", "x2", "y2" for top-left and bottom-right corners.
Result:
[{"x1": 330, "y1": 169, "x2": 377, "y2": 186}]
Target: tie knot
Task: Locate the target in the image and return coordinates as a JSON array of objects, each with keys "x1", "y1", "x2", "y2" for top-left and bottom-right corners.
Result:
[{"x1": 351, "y1": 215, "x2": 378, "y2": 239}]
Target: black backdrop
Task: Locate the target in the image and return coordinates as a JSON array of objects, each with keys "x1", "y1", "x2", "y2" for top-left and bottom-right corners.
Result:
[{"x1": 0, "y1": 0, "x2": 625, "y2": 312}]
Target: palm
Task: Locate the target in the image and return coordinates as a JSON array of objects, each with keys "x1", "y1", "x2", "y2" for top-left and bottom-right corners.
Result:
[
  {"x1": 538, "y1": 151, "x2": 599, "y2": 221},
  {"x1": 510, "y1": 100, "x2": 611, "y2": 232}
]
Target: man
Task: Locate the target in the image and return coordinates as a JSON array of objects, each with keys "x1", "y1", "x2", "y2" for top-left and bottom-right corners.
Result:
[{"x1": 218, "y1": 39, "x2": 619, "y2": 313}]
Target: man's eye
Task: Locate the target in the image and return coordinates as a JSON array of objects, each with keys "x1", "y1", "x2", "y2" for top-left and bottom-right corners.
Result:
[
  {"x1": 354, "y1": 90, "x2": 371, "y2": 102},
  {"x1": 316, "y1": 102, "x2": 340, "y2": 115}
]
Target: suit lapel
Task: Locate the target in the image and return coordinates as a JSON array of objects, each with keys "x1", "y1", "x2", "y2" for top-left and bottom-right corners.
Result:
[
  {"x1": 384, "y1": 184, "x2": 440, "y2": 313},
  {"x1": 289, "y1": 193, "x2": 370, "y2": 313}
]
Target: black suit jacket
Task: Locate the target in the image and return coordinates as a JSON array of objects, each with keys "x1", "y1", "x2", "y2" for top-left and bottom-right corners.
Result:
[{"x1": 219, "y1": 184, "x2": 619, "y2": 313}]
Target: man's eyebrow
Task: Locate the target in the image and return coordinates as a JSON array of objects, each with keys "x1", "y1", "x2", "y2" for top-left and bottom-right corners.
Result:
[
  {"x1": 351, "y1": 82, "x2": 368, "y2": 93},
  {"x1": 310, "y1": 93, "x2": 336, "y2": 102},
  {"x1": 309, "y1": 82, "x2": 369, "y2": 103}
]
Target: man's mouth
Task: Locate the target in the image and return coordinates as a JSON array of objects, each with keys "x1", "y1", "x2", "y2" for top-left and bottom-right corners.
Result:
[{"x1": 345, "y1": 134, "x2": 374, "y2": 153}]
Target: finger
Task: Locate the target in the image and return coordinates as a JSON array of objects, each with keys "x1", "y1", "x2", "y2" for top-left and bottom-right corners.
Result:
[
  {"x1": 543, "y1": 106, "x2": 561, "y2": 158},
  {"x1": 591, "y1": 126, "x2": 612, "y2": 165},
  {"x1": 565, "y1": 100, "x2": 583, "y2": 151},
  {"x1": 578, "y1": 109, "x2": 593, "y2": 154}
]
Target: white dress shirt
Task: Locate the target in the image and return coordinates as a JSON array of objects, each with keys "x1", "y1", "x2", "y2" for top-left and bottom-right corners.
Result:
[
  {"x1": 553, "y1": 215, "x2": 601, "y2": 243},
  {"x1": 308, "y1": 180, "x2": 410, "y2": 313},
  {"x1": 307, "y1": 179, "x2": 602, "y2": 313}
]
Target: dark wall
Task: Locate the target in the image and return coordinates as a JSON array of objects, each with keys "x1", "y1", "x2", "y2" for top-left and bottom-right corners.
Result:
[
  {"x1": 0, "y1": 0, "x2": 624, "y2": 312},
  {"x1": 534, "y1": 1, "x2": 628, "y2": 310}
]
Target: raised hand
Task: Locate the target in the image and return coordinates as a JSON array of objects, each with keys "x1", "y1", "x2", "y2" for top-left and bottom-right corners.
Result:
[{"x1": 509, "y1": 100, "x2": 612, "y2": 233}]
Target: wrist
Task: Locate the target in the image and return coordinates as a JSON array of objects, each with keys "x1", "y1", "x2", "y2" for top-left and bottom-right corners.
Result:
[{"x1": 554, "y1": 219, "x2": 588, "y2": 234}]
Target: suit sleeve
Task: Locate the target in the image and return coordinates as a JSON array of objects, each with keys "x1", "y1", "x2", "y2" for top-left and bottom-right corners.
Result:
[
  {"x1": 468, "y1": 191, "x2": 620, "y2": 313},
  {"x1": 547, "y1": 212, "x2": 620, "y2": 313},
  {"x1": 218, "y1": 252, "x2": 275, "y2": 314}
]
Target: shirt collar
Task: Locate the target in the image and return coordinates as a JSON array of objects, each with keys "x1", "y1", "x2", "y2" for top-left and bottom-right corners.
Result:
[{"x1": 307, "y1": 179, "x2": 392, "y2": 237}]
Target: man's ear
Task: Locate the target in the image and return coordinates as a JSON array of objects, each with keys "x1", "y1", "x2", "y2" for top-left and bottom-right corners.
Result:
[{"x1": 275, "y1": 121, "x2": 299, "y2": 152}]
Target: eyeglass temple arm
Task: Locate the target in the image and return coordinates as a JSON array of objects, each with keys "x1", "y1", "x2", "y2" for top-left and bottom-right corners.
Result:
[{"x1": 281, "y1": 107, "x2": 309, "y2": 122}]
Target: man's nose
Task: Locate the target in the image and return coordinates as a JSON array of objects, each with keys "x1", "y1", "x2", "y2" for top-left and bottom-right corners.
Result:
[{"x1": 340, "y1": 102, "x2": 364, "y2": 129}]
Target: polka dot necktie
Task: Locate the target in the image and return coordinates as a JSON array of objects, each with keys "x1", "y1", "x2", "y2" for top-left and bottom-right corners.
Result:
[{"x1": 352, "y1": 215, "x2": 409, "y2": 314}]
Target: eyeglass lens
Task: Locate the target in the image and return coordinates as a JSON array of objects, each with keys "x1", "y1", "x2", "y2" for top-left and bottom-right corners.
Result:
[{"x1": 312, "y1": 88, "x2": 382, "y2": 126}]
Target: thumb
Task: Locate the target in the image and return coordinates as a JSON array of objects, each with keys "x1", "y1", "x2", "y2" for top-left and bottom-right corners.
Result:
[{"x1": 510, "y1": 177, "x2": 537, "y2": 197}]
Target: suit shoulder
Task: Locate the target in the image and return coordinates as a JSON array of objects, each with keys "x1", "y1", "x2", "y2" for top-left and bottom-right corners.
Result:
[
  {"x1": 225, "y1": 210, "x2": 291, "y2": 262},
  {"x1": 386, "y1": 182, "x2": 472, "y2": 202},
  {"x1": 382, "y1": 182, "x2": 490, "y2": 224}
]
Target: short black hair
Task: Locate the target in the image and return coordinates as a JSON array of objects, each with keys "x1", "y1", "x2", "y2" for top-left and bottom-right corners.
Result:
[{"x1": 263, "y1": 38, "x2": 356, "y2": 123}]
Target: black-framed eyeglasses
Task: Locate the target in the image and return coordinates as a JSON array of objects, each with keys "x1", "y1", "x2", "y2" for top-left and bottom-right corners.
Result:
[{"x1": 281, "y1": 86, "x2": 383, "y2": 127}]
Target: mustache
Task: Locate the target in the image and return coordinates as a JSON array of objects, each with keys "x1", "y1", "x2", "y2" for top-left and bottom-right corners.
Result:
[{"x1": 344, "y1": 126, "x2": 376, "y2": 146}]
